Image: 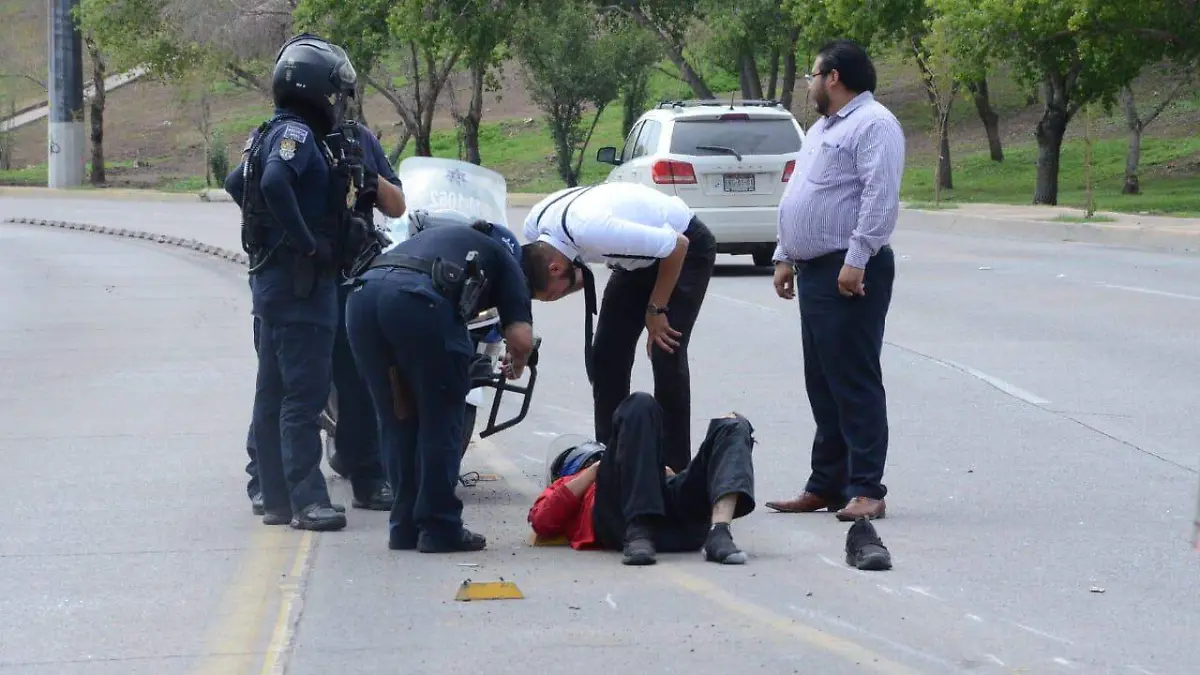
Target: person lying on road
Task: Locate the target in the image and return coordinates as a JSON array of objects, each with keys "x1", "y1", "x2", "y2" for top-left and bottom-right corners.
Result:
[{"x1": 527, "y1": 392, "x2": 756, "y2": 566}]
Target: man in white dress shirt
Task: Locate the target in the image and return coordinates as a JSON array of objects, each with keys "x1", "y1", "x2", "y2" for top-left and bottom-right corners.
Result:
[{"x1": 521, "y1": 182, "x2": 717, "y2": 473}]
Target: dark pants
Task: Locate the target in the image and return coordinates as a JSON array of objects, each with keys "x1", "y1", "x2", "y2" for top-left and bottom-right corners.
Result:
[
  {"x1": 332, "y1": 281, "x2": 387, "y2": 498},
  {"x1": 245, "y1": 315, "x2": 261, "y2": 500},
  {"x1": 592, "y1": 392, "x2": 756, "y2": 552},
  {"x1": 592, "y1": 217, "x2": 717, "y2": 473},
  {"x1": 251, "y1": 318, "x2": 337, "y2": 515},
  {"x1": 797, "y1": 246, "x2": 896, "y2": 502},
  {"x1": 345, "y1": 269, "x2": 473, "y2": 544}
]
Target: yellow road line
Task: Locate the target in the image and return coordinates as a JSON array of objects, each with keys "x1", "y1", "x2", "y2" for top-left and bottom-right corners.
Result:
[
  {"x1": 191, "y1": 526, "x2": 293, "y2": 675},
  {"x1": 261, "y1": 530, "x2": 315, "y2": 675},
  {"x1": 470, "y1": 436, "x2": 922, "y2": 675}
]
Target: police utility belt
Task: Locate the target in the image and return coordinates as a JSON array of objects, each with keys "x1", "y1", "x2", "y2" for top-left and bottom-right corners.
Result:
[{"x1": 360, "y1": 250, "x2": 487, "y2": 324}]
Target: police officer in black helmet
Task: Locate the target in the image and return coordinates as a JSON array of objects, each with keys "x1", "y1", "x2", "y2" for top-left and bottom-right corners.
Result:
[{"x1": 223, "y1": 33, "x2": 363, "y2": 531}]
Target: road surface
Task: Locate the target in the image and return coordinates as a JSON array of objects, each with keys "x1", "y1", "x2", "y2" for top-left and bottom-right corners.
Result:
[{"x1": 1, "y1": 197, "x2": 1197, "y2": 675}]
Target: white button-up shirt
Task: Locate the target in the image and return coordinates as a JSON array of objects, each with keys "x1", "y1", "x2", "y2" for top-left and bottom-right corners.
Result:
[
  {"x1": 523, "y1": 183, "x2": 694, "y2": 271},
  {"x1": 774, "y1": 91, "x2": 906, "y2": 268}
]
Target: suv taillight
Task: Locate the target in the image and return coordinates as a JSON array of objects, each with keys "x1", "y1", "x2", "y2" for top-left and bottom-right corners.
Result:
[
  {"x1": 652, "y1": 160, "x2": 697, "y2": 185},
  {"x1": 782, "y1": 160, "x2": 795, "y2": 182}
]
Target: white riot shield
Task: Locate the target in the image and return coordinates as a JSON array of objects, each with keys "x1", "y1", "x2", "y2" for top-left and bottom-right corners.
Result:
[{"x1": 381, "y1": 156, "x2": 509, "y2": 249}]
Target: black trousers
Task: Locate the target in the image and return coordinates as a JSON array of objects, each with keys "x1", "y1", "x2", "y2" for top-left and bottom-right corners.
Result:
[
  {"x1": 592, "y1": 217, "x2": 717, "y2": 473},
  {"x1": 592, "y1": 392, "x2": 756, "y2": 552},
  {"x1": 797, "y1": 246, "x2": 895, "y2": 502}
]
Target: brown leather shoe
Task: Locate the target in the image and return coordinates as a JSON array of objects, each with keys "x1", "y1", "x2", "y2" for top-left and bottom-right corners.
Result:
[
  {"x1": 836, "y1": 496, "x2": 886, "y2": 521},
  {"x1": 765, "y1": 492, "x2": 846, "y2": 513}
]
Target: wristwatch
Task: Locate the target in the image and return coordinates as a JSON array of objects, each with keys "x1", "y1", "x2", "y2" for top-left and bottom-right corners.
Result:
[{"x1": 646, "y1": 302, "x2": 668, "y2": 315}]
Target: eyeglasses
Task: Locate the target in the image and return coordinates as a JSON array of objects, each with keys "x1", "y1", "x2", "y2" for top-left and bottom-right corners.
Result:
[{"x1": 804, "y1": 70, "x2": 831, "y2": 83}]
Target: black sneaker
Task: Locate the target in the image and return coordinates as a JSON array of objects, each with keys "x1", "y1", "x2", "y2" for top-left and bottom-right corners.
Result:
[
  {"x1": 418, "y1": 528, "x2": 487, "y2": 553},
  {"x1": 388, "y1": 524, "x2": 418, "y2": 551},
  {"x1": 622, "y1": 521, "x2": 656, "y2": 566},
  {"x1": 250, "y1": 492, "x2": 265, "y2": 516},
  {"x1": 291, "y1": 503, "x2": 348, "y2": 532},
  {"x1": 703, "y1": 523, "x2": 747, "y2": 564},
  {"x1": 845, "y1": 518, "x2": 892, "y2": 571},
  {"x1": 353, "y1": 483, "x2": 394, "y2": 511}
]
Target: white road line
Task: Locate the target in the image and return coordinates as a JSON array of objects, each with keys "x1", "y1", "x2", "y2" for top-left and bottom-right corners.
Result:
[
  {"x1": 937, "y1": 358, "x2": 1051, "y2": 406},
  {"x1": 788, "y1": 604, "x2": 961, "y2": 670},
  {"x1": 984, "y1": 654, "x2": 1005, "y2": 666},
  {"x1": 1098, "y1": 283, "x2": 1200, "y2": 301},
  {"x1": 966, "y1": 614, "x2": 985, "y2": 623},
  {"x1": 710, "y1": 292, "x2": 787, "y2": 315},
  {"x1": 1053, "y1": 657, "x2": 1073, "y2": 668},
  {"x1": 905, "y1": 586, "x2": 944, "y2": 601},
  {"x1": 1010, "y1": 621, "x2": 1074, "y2": 645}
]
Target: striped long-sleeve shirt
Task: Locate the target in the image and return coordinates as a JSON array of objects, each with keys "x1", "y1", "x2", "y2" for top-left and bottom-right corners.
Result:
[{"x1": 773, "y1": 91, "x2": 906, "y2": 269}]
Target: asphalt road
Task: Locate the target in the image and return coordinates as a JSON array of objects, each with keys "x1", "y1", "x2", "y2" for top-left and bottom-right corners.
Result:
[{"x1": 1, "y1": 197, "x2": 1198, "y2": 675}]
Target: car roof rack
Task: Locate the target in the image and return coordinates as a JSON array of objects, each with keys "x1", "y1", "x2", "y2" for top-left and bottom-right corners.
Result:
[{"x1": 655, "y1": 98, "x2": 786, "y2": 110}]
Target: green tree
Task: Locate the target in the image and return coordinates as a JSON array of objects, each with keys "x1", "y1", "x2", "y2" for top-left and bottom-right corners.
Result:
[
  {"x1": 516, "y1": 1, "x2": 660, "y2": 186},
  {"x1": 929, "y1": 0, "x2": 1171, "y2": 205},
  {"x1": 599, "y1": 0, "x2": 714, "y2": 98}
]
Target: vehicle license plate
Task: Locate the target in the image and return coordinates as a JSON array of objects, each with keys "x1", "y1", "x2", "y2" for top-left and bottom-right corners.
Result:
[{"x1": 723, "y1": 173, "x2": 755, "y2": 192}]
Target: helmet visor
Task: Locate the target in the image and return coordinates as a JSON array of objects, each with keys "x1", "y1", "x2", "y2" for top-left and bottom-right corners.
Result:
[{"x1": 329, "y1": 44, "x2": 357, "y2": 91}]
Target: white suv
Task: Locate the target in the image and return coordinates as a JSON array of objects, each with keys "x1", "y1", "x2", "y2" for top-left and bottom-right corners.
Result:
[{"x1": 594, "y1": 100, "x2": 806, "y2": 267}]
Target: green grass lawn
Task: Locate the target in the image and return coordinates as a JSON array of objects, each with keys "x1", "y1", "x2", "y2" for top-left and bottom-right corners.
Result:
[{"x1": 902, "y1": 135, "x2": 1200, "y2": 216}]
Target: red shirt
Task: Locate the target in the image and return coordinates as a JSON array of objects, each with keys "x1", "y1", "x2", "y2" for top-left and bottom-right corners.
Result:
[{"x1": 527, "y1": 476, "x2": 602, "y2": 550}]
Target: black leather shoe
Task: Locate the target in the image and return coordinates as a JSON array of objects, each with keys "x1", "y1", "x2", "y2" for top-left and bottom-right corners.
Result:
[
  {"x1": 262, "y1": 510, "x2": 291, "y2": 526},
  {"x1": 250, "y1": 492, "x2": 265, "y2": 516},
  {"x1": 417, "y1": 528, "x2": 487, "y2": 553},
  {"x1": 291, "y1": 503, "x2": 348, "y2": 532},
  {"x1": 353, "y1": 483, "x2": 394, "y2": 511},
  {"x1": 845, "y1": 518, "x2": 892, "y2": 571},
  {"x1": 622, "y1": 521, "x2": 656, "y2": 566},
  {"x1": 388, "y1": 528, "x2": 418, "y2": 551}
]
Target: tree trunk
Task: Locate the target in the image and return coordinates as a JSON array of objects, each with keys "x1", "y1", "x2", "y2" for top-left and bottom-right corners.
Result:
[
  {"x1": 622, "y1": 69, "x2": 650, "y2": 136},
  {"x1": 739, "y1": 50, "x2": 764, "y2": 99},
  {"x1": 624, "y1": 6, "x2": 713, "y2": 99},
  {"x1": 387, "y1": 128, "x2": 412, "y2": 167},
  {"x1": 1120, "y1": 85, "x2": 1142, "y2": 195},
  {"x1": 967, "y1": 78, "x2": 1004, "y2": 162},
  {"x1": 780, "y1": 27, "x2": 799, "y2": 111},
  {"x1": 911, "y1": 38, "x2": 952, "y2": 190},
  {"x1": 86, "y1": 38, "x2": 106, "y2": 186},
  {"x1": 463, "y1": 60, "x2": 485, "y2": 165},
  {"x1": 767, "y1": 47, "x2": 780, "y2": 100},
  {"x1": 1033, "y1": 78, "x2": 1071, "y2": 205}
]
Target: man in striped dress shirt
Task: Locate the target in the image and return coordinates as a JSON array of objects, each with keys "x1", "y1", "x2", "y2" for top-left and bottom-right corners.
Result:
[{"x1": 765, "y1": 39, "x2": 906, "y2": 522}]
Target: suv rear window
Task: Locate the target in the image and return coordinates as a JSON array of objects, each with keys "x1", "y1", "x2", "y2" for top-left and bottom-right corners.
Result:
[{"x1": 669, "y1": 119, "x2": 802, "y2": 156}]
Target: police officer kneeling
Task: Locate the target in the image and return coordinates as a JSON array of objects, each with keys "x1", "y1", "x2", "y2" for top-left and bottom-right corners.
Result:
[
  {"x1": 345, "y1": 212, "x2": 535, "y2": 552},
  {"x1": 224, "y1": 34, "x2": 364, "y2": 531}
]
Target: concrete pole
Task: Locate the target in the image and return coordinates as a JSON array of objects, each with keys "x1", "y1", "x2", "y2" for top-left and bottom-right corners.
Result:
[{"x1": 47, "y1": 0, "x2": 85, "y2": 188}]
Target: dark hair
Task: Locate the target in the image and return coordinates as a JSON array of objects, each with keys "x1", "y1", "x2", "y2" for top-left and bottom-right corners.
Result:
[
  {"x1": 816, "y1": 39, "x2": 876, "y2": 94},
  {"x1": 520, "y1": 241, "x2": 556, "y2": 294}
]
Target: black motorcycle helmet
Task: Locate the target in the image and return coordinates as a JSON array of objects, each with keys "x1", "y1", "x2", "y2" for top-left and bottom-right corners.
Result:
[
  {"x1": 271, "y1": 33, "x2": 357, "y2": 135},
  {"x1": 548, "y1": 441, "x2": 605, "y2": 482}
]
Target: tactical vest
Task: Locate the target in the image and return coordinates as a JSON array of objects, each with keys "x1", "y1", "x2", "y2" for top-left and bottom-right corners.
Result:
[{"x1": 239, "y1": 112, "x2": 356, "y2": 274}]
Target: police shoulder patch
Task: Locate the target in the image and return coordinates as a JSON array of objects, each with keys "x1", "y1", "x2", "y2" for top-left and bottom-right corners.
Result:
[
  {"x1": 281, "y1": 124, "x2": 309, "y2": 144},
  {"x1": 279, "y1": 138, "x2": 297, "y2": 161}
]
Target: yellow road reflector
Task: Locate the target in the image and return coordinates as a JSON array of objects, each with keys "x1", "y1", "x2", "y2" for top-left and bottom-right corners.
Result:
[
  {"x1": 529, "y1": 531, "x2": 569, "y2": 547},
  {"x1": 455, "y1": 579, "x2": 524, "y2": 601}
]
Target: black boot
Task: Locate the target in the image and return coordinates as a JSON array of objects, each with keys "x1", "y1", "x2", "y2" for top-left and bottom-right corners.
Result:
[
  {"x1": 845, "y1": 518, "x2": 892, "y2": 571},
  {"x1": 352, "y1": 482, "x2": 394, "y2": 511},
  {"x1": 703, "y1": 523, "x2": 747, "y2": 564},
  {"x1": 417, "y1": 528, "x2": 487, "y2": 553},
  {"x1": 291, "y1": 503, "x2": 348, "y2": 532},
  {"x1": 621, "y1": 520, "x2": 656, "y2": 566}
]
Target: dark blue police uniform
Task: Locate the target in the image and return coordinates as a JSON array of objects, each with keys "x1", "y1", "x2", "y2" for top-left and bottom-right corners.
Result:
[
  {"x1": 344, "y1": 223, "x2": 532, "y2": 552},
  {"x1": 330, "y1": 125, "x2": 401, "y2": 510},
  {"x1": 226, "y1": 111, "x2": 346, "y2": 531}
]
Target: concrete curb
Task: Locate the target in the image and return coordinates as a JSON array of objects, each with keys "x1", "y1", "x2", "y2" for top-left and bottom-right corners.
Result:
[
  {"x1": 2, "y1": 216, "x2": 250, "y2": 267},
  {"x1": 906, "y1": 207, "x2": 1200, "y2": 255}
]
